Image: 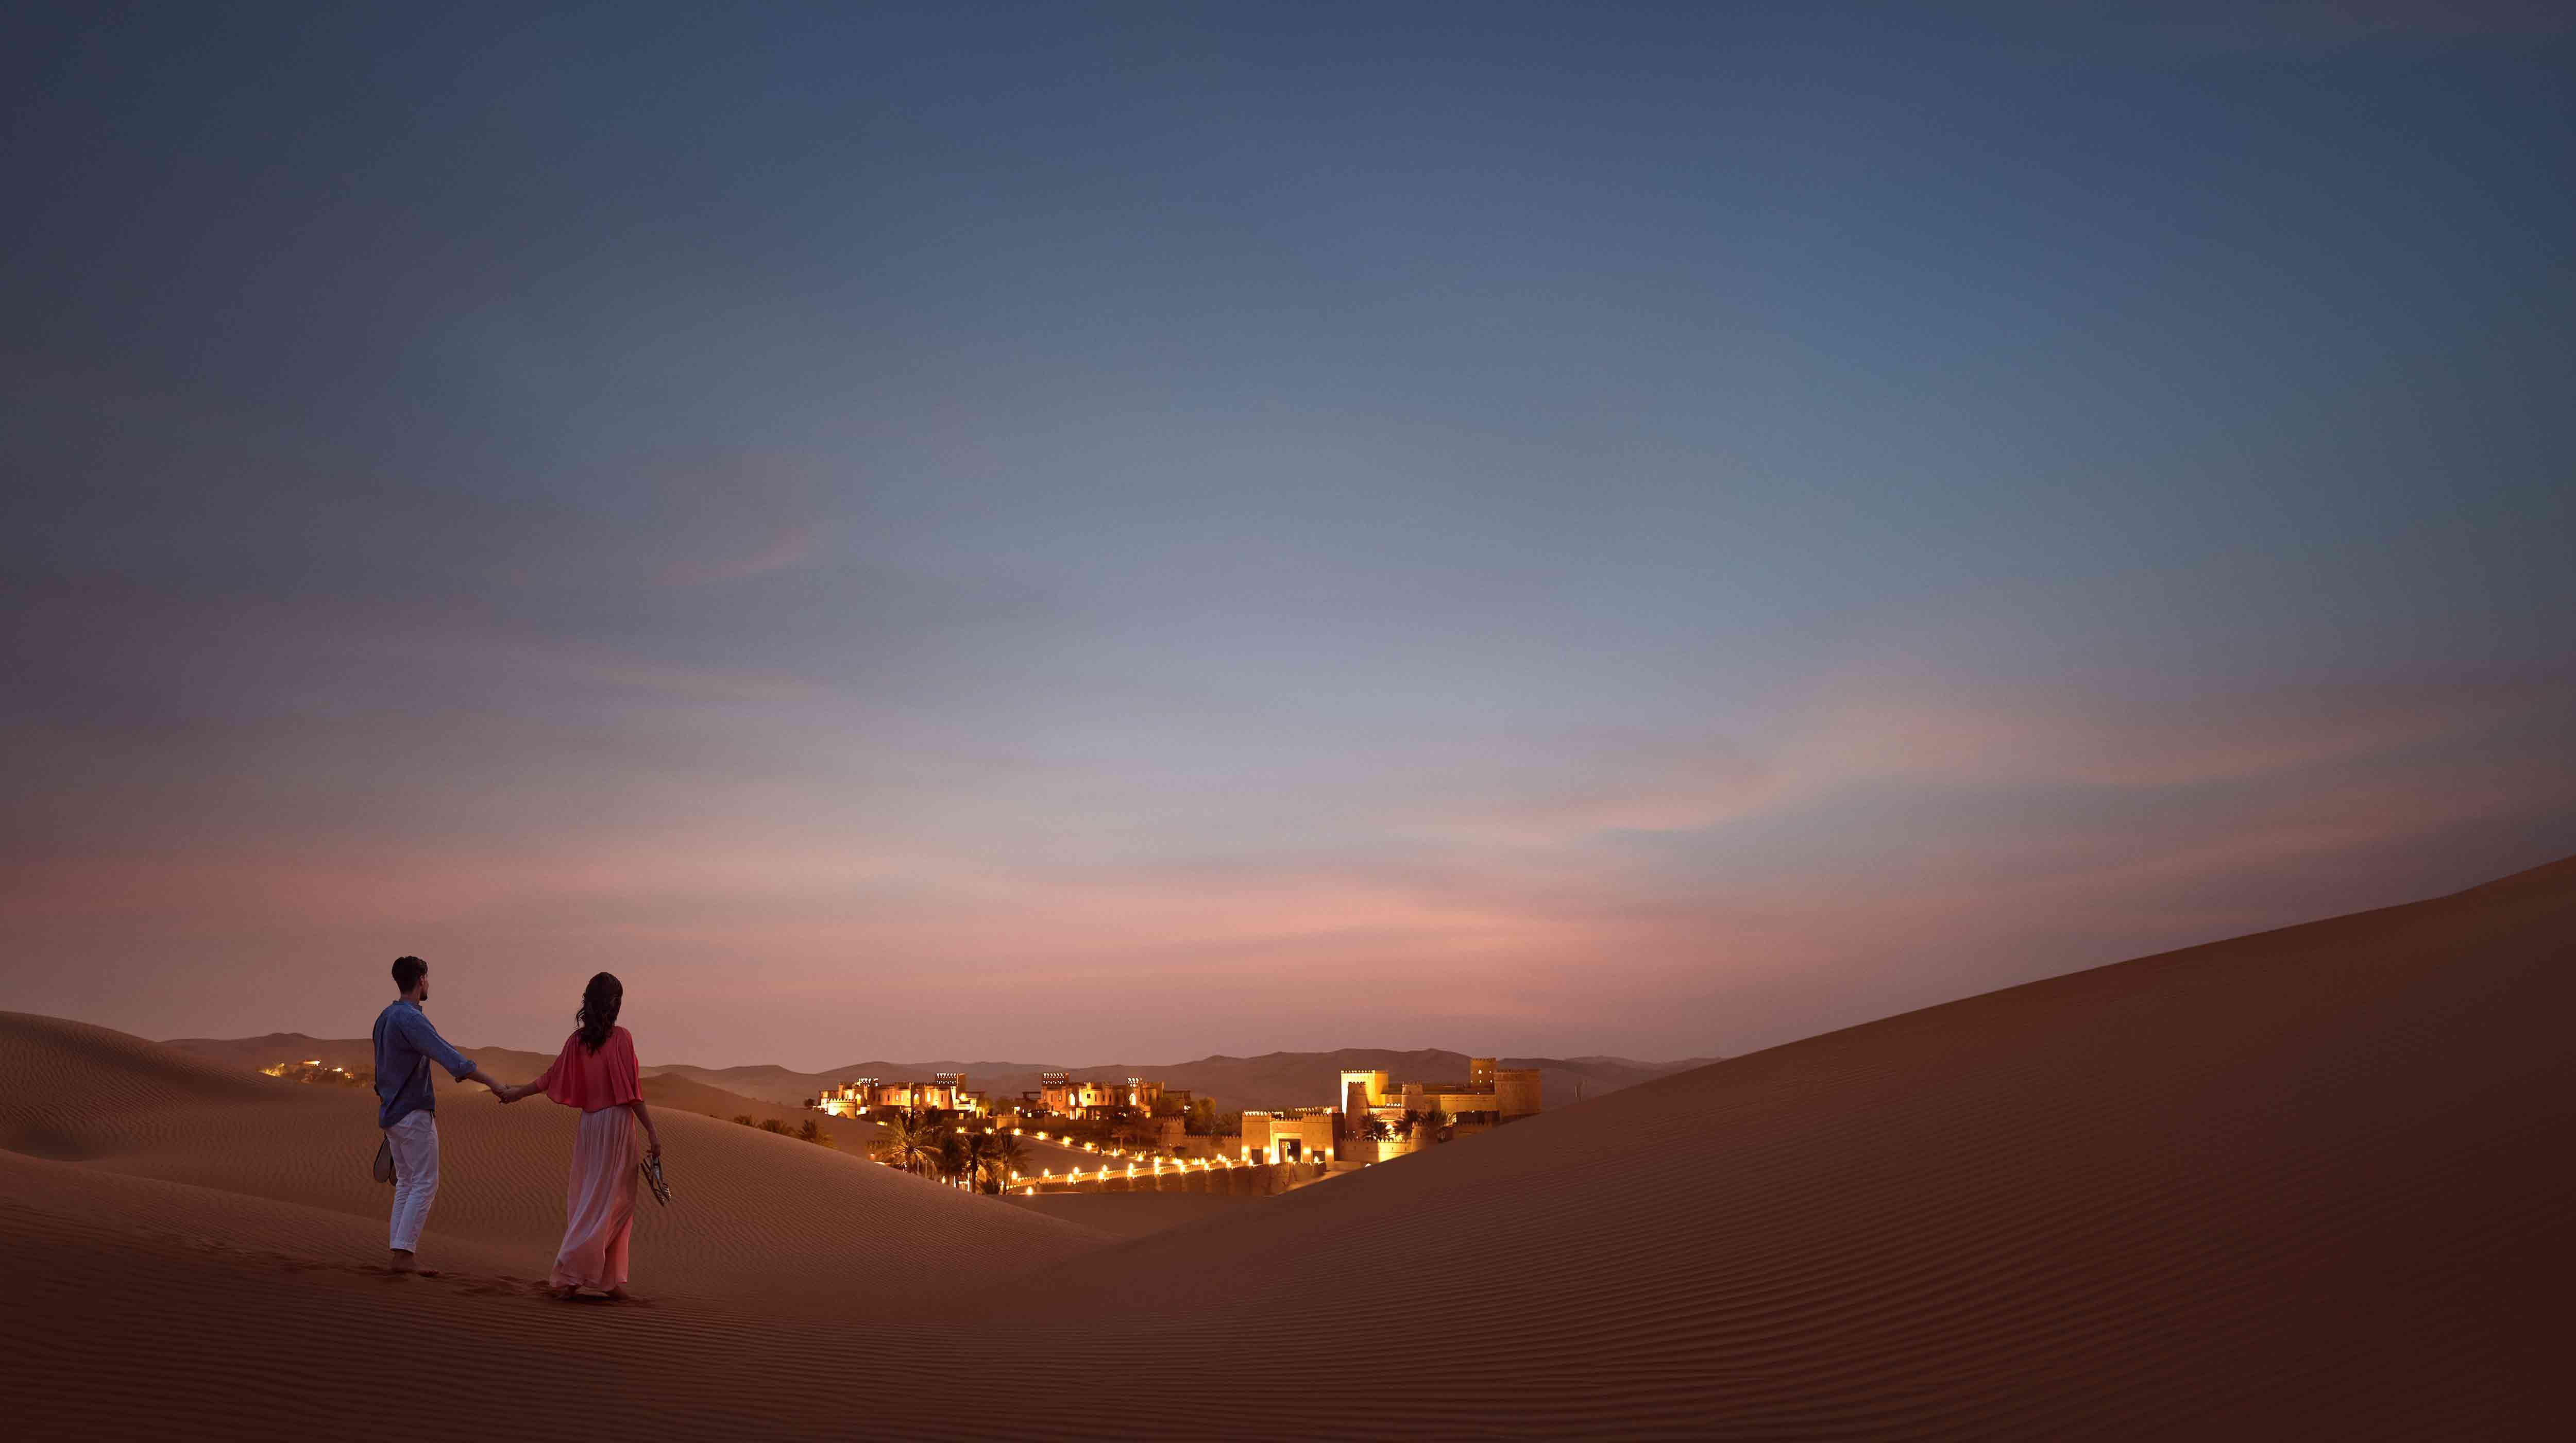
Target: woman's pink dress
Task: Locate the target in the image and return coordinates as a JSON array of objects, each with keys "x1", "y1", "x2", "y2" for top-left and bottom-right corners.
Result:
[{"x1": 533, "y1": 1026, "x2": 642, "y2": 1290}]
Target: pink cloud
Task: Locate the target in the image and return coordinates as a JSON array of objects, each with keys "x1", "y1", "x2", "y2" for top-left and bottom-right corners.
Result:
[
  {"x1": 654, "y1": 521, "x2": 828, "y2": 586},
  {"x1": 1404, "y1": 746, "x2": 1781, "y2": 844},
  {"x1": 8, "y1": 637, "x2": 2568, "y2": 1065},
  {"x1": 1790, "y1": 675, "x2": 2514, "y2": 791},
  {"x1": 1399, "y1": 670, "x2": 2549, "y2": 850}
]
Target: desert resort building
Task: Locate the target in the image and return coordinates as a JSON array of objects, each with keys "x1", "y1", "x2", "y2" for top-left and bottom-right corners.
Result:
[
  {"x1": 1343, "y1": 1057, "x2": 1541, "y2": 1128},
  {"x1": 815, "y1": 1056, "x2": 1541, "y2": 1174},
  {"x1": 810, "y1": 1071, "x2": 1194, "y2": 1130},
  {"x1": 1240, "y1": 1107, "x2": 1337, "y2": 1163},
  {"x1": 1028, "y1": 1072, "x2": 1191, "y2": 1120},
  {"x1": 812, "y1": 1073, "x2": 989, "y2": 1118},
  {"x1": 1241, "y1": 1057, "x2": 1542, "y2": 1165}
]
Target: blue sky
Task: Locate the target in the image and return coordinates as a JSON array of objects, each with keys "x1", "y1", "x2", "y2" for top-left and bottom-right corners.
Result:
[{"x1": 5, "y1": 3, "x2": 2571, "y2": 1067}]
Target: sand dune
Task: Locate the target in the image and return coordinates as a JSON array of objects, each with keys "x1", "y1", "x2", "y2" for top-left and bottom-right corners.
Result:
[
  {"x1": 953, "y1": 855, "x2": 2573, "y2": 1437},
  {"x1": 7, "y1": 857, "x2": 2569, "y2": 1438},
  {"x1": 164, "y1": 1028, "x2": 567, "y2": 1082},
  {"x1": 1003, "y1": 1189, "x2": 1277, "y2": 1238},
  {"x1": 0, "y1": 1011, "x2": 1099, "y2": 1313}
]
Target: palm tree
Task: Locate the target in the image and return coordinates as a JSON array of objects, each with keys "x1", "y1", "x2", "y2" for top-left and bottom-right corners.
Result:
[
  {"x1": 883, "y1": 1109, "x2": 941, "y2": 1177},
  {"x1": 1397, "y1": 1108, "x2": 1421, "y2": 1143},
  {"x1": 1106, "y1": 1103, "x2": 1148, "y2": 1148},
  {"x1": 1417, "y1": 1108, "x2": 1450, "y2": 1144},
  {"x1": 960, "y1": 1130, "x2": 1002, "y2": 1194},
  {"x1": 937, "y1": 1132, "x2": 969, "y2": 1188},
  {"x1": 985, "y1": 1132, "x2": 1029, "y2": 1193}
]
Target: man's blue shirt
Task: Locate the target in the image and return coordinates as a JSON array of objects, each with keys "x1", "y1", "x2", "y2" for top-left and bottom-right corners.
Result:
[{"x1": 372, "y1": 999, "x2": 476, "y2": 1129}]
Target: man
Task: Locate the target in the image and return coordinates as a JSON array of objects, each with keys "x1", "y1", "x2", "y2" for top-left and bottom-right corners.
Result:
[{"x1": 375, "y1": 954, "x2": 505, "y2": 1272}]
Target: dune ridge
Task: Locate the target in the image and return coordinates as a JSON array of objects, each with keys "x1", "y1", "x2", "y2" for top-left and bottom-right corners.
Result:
[
  {"x1": 937, "y1": 855, "x2": 2572, "y2": 1437},
  {"x1": 7, "y1": 856, "x2": 2570, "y2": 1438},
  {"x1": 0, "y1": 1010, "x2": 1102, "y2": 1314}
]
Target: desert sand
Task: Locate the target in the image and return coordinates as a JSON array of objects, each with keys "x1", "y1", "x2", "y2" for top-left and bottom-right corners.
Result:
[{"x1": 4, "y1": 857, "x2": 2567, "y2": 1438}]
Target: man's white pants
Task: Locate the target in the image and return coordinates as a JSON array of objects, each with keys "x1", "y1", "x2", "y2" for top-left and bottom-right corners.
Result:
[{"x1": 385, "y1": 1111, "x2": 441, "y2": 1252}]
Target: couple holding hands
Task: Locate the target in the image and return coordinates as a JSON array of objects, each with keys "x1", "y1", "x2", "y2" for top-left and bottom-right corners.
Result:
[{"x1": 373, "y1": 956, "x2": 664, "y2": 1300}]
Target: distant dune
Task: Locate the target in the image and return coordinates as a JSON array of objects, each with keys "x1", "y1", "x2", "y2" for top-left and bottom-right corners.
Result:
[
  {"x1": 167, "y1": 1034, "x2": 1709, "y2": 1113},
  {"x1": 165, "y1": 1029, "x2": 568, "y2": 1081},
  {"x1": 10, "y1": 855, "x2": 2569, "y2": 1438}
]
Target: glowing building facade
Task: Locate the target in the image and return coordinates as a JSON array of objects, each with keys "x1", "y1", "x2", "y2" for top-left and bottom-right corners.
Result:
[
  {"x1": 1341, "y1": 1058, "x2": 1541, "y2": 1128},
  {"x1": 1028, "y1": 1073, "x2": 1189, "y2": 1120},
  {"x1": 1241, "y1": 1108, "x2": 1337, "y2": 1163},
  {"x1": 1239, "y1": 1057, "x2": 1543, "y2": 1164},
  {"x1": 813, "y1": 1073, "x2": 988, "y2": 1117}
]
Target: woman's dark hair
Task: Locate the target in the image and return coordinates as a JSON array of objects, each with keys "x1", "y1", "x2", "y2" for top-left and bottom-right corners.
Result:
[{"x1": 576, "y1": 971, "x2": 623, "y2": 1052}]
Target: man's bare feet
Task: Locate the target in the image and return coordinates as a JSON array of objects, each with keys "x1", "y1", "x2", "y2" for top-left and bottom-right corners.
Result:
[{"x1": 388, "y1": 1249, "x2": 417, "y2": 1274}]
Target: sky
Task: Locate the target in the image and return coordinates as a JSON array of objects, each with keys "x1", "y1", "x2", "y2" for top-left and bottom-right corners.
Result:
[{"x1": 5, "y1": 3, "x2": 2572, "y2": 1070}]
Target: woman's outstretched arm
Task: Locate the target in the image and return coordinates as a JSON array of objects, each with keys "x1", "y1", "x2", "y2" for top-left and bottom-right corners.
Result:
[{"x1": 625, "y1": 1098, "x2": 662, "y2": 1157}]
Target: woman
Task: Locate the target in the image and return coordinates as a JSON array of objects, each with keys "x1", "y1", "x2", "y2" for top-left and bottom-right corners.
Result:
[{"x1": 499, "y1": 971, "x2": 663, "y2": 1300}]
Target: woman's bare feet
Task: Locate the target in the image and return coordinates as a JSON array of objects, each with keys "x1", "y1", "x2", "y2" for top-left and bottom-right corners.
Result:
[
  {"x1": 552, "y1": 1284, "x2": 580, "y2": 1301},
  {"x1": 603, "y1": 1286, "x2": 629, "y2": 1302}
]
